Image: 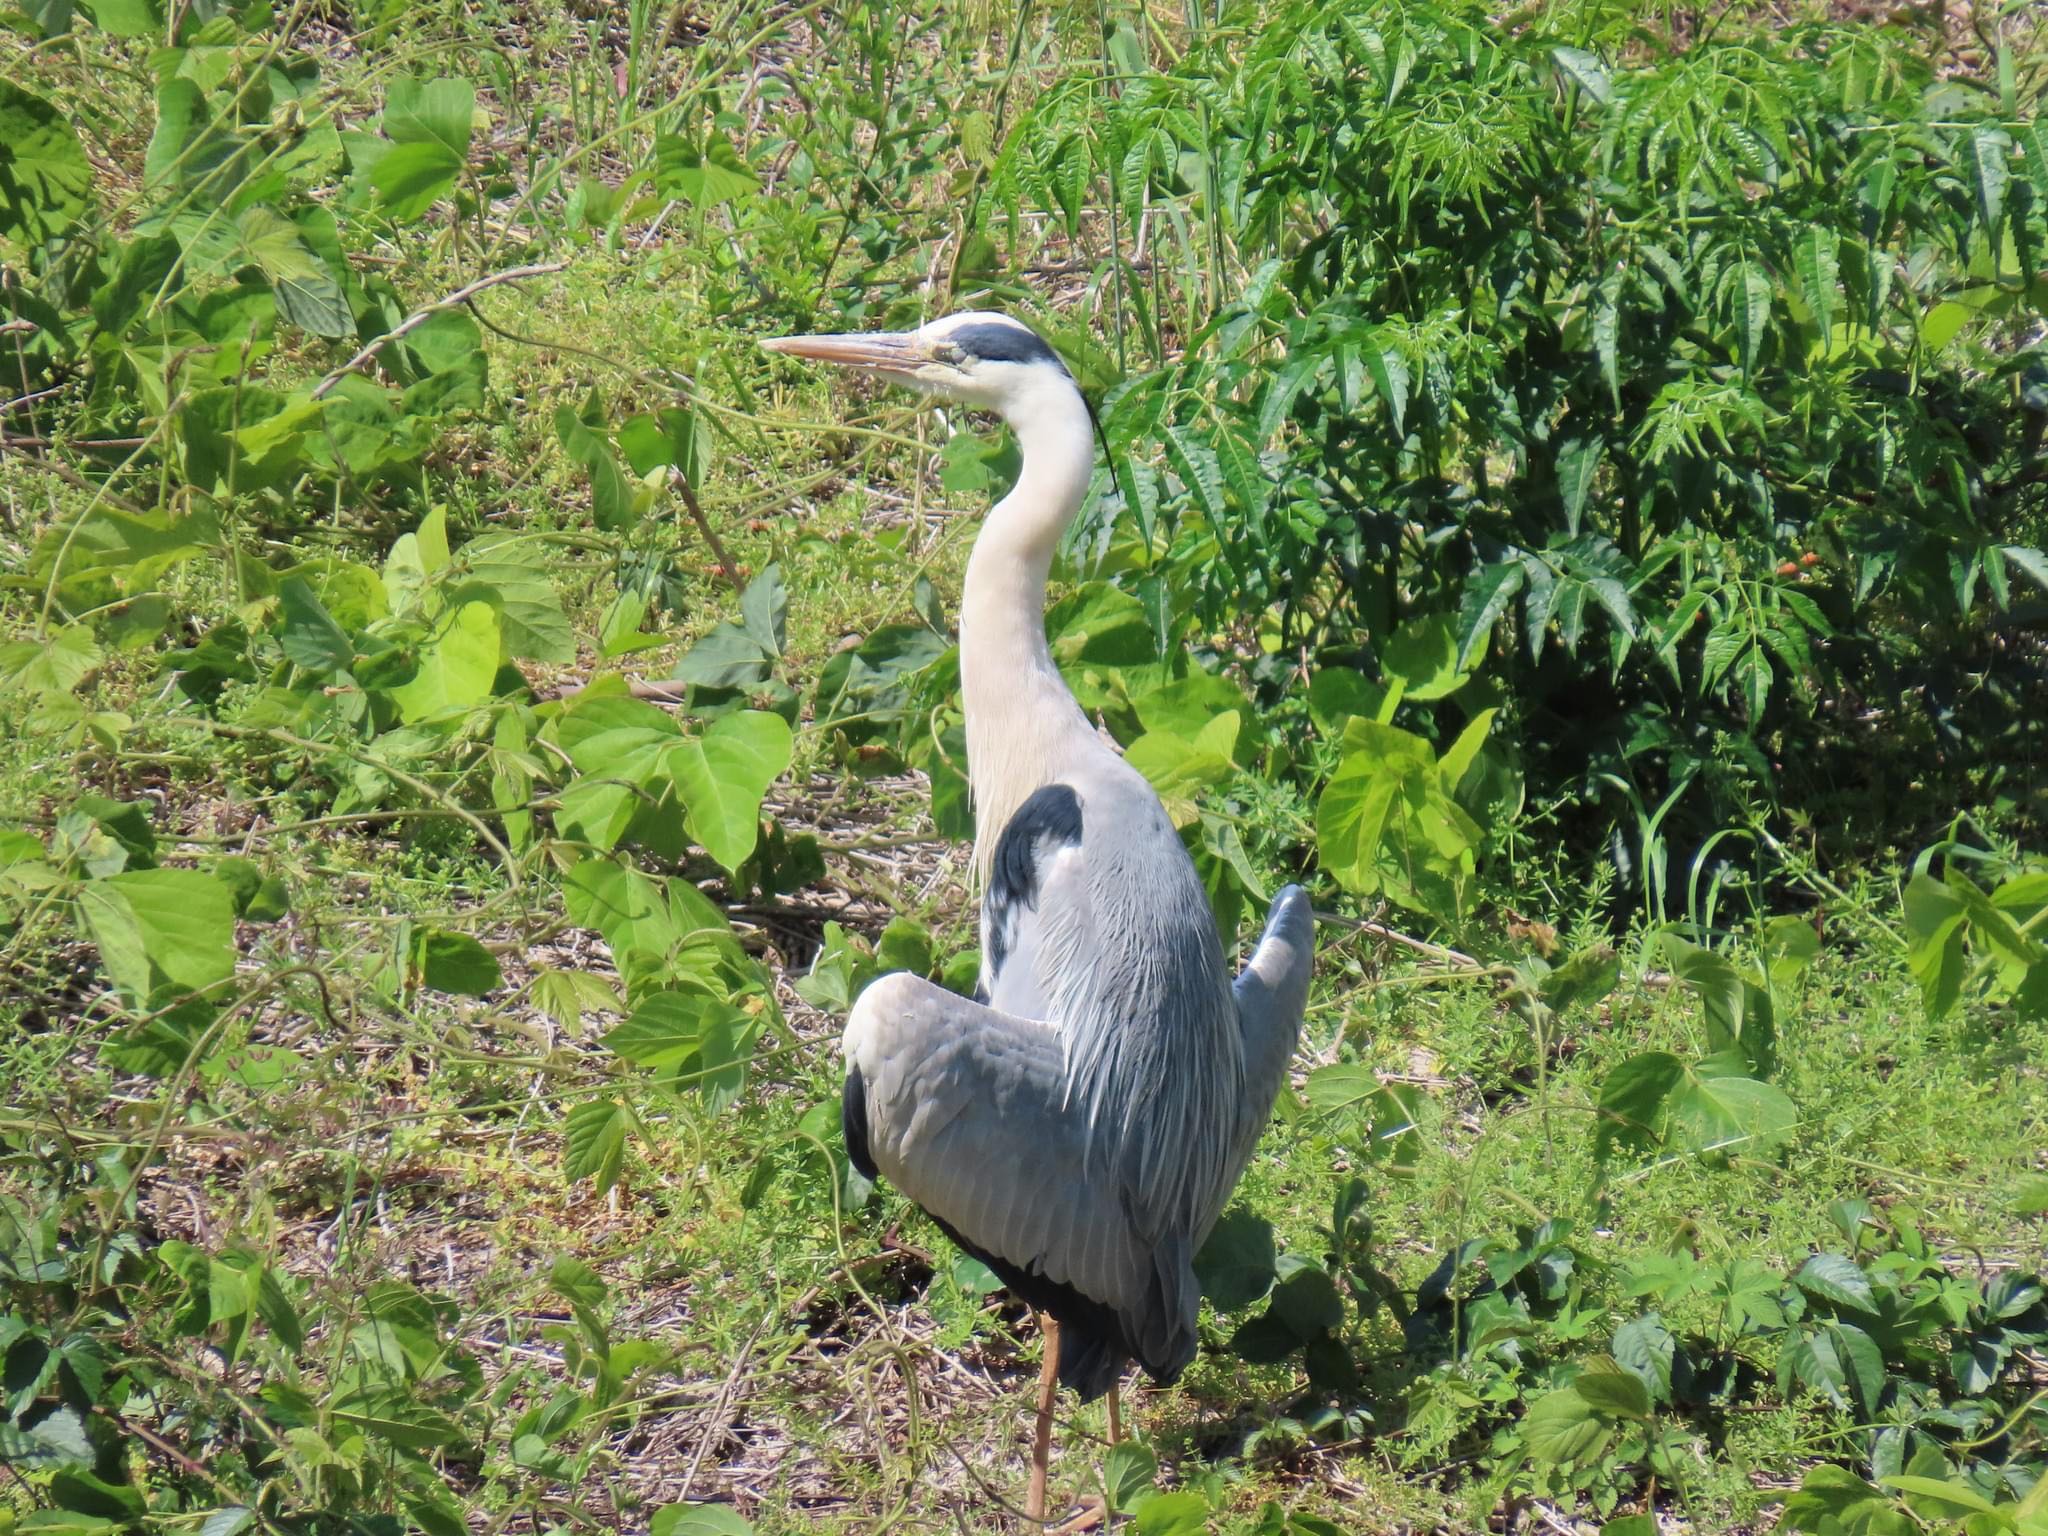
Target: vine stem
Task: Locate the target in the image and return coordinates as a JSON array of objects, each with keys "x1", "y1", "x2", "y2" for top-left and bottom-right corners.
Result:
[{"x1": 309, "y1": 261, "x2": 568, "y2": 400}]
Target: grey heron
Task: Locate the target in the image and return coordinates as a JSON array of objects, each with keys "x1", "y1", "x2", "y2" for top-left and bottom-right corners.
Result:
[{"x1": 763, "y1": 312, "x2": 1314, "y2": 1523}]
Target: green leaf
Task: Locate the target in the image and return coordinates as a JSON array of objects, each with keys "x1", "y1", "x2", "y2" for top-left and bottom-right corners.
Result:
[
  {"x1": 554, "y1": 407, "x2": 635, "y2": 532},
  {"x1": 272, "y1": 266, "x2": 353, "y2": 338},
  {"x1": 1522, "y1": 1388, "x2": 1613, "y2": 1467},
  {"x1": 81, "y1": 0, "x2": 159, "y2": 35},
  {"x1": 408, "y1": 929, "x2": 501, "y2": 997},
  {"x1": 1271, "y1": 1266, "x2": 1345, "y2": 1338},
  {"x1": 1593, "y1": 1050, "x2": 1683, "y2": 1163},
  {"x1": 1102, "y1": 1442, "x2": 1159, "y2": 1515},
  {"x1": 386, "y1": 601, "x2": 500, "y2": 722},
  {"x1": 1795, "y1": 226, "x2": 1838, "y2": 347},
  {"x1": 563, "y1": 1100, "x2": 630, "y2": 1195},
  {"x1": 739, "y1": 564, "x2": 788, "y2": 658},
  {"x1": 0, "y1": 84, "x2": 94, "y2": 246},
  {"x1": 383, "y1": 77, "x2": 475, "y2": 158},
  {"x1": 1902, "y1": 872, "x2": 1969, "y2": 1021},
  {"x1": 1193, "y1": 1208, "x2": 1276, "y2": 1310},
  {"x1": 1666, "y1": 1067, "x2": 1797, "y2": 1158},
  {"x1": 1555, "y1": 436, "x2": 1603, "y2": 536},
  {"x1": 1783, "y1": 1466, "x2": 1899, "y2": 1536},
  {"x1": 368, "y1": 138, "x2": 465, "y2": 221},
  {"x1": 666, "y1": 710, "x2": 793, "y2": 874},
  {"x1": 1573, "y1": 1360, "x2": 1651, "y2": 1419},
  {"x1": 1132, "y1": 1490, "x2": 1209, "y2": 1536},
  {"x1": 618, "y1": 405, "x2": 710, "y2": 484},
  {"x1": 1660, "y1": 934, "x2": 1774, "y2": 1075},
  {"x1": 653, "y1": 134, "x2": 759, "y2": 206},
  {"x1": 602, "y1": 990, "x2": 745, "y2": 1070},
  {"x1": 0, "y1": 626, "x2": 103, "y2": 698},
  {"x1": 1733, "y1": 259, "x2": 1772, "y2": 375},
  {"x1": 650, "y1": 1505, "x2": 757, "y2": 1536},
  {"x1": 456, "y1": 537, "x2": 576, "y2": 664},
  {"x1": 79, "y1": 868, "x2": 236, "y2": 1011},
  {"x1": 1360, "y1": 343, "x2": 1410, "y2": 436},
  {"x1": 1551, "y1": 46, "x2": 1611, "y2": 103},
  {"x1": 1455, "y1": 560, "x2": 1525, "y2": 669},
  {"x1": 278, "y1": 578, "x2": 355, "y2": 675},
  {"x1": 2020, "y1": 121, "x2": 2048, "y2": 216},
  {"x1": 1880, "y1": 1477, "x2": 1999, "y2": 1517},
  {"x1": 672, "y1": 623, "x2": 774, "y2": 689},
  {"x1": 1794, "y1": 1253, "x2": 1876, "y2": 1314},
  {"x1": 1162, "y1": 424, "x2": 1226, "y2": 526},
  {"x1": 1538, "y1": 943, "x2": 1620, "y2": 1016},
  {"x1": 1593, "y1": 268, "x2": 1622, "y2": 410},
  {"x1": 532, "y1": 969, "x2": 624, "y2": 1033},
  {"x1": 1380, "y1": 613, "x2": 1469, "y2": 700},
  {"x1": 1965, "y1": 127, "x2": 2011, "y2": 234}
]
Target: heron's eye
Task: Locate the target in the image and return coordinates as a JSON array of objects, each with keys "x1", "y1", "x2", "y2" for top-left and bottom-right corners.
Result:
[{"x1": 931, "y1": 341, "x2": 965, "y2": 366}]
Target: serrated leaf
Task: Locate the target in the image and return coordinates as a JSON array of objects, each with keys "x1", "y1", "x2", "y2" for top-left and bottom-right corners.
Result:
[
  {"x1": 1555, "y1": 436, "x2": 1603, "y2": 536},
  {"x1": 1795, "y1": 1253, "x2": 1877, "y2": 1314},
  {"x1": 1361, "y1": 343, "x2": 1410, "y2": 437},
  {"x1": 1733, "y1": 259, "x2": 1772, "y2": 375},
  {"x1": 1594, "y1": 268, "x2": 1623, "y2": 410},
  {"x1": 1523, "y1": 1388, "x2": 1614, "y2": 1467},
  {"x1": 1456, "y1": 561, "x2": 1525, "y2": 668},
  {"x1": 1574, "y1": 1361, "x2": 1651, "y2": 1419},
  {"x1": 1795, "y1": 227, "x2": 1838, "y2": 347},
  {"x1": 563, "y1": 1100, "x2": 630, "y2": 1194},
  {"x1": 1552, "y1": 46, "x2": 1611, "y2": 104},
  {"x1": 1965, "y1": 127, "x2": 2010, "y2": 235}
]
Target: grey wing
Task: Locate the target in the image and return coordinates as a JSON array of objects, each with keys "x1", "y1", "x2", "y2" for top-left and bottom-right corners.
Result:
[
  {"x1": 841, "y1": 971, "x2": 1198, "y2": 1396},
  {"x1": 1222, "y1": 884, "x2": 1315, "y2": 1202}
]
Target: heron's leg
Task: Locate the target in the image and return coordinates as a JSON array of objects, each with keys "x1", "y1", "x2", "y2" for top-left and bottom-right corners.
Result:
[
  {"x1": 1105, "y1": 1385, "x2": 1122, "y2": 1446},
  {"x1": 1027, "y1": 1313, "x2": 1059, "y2": 1524}
]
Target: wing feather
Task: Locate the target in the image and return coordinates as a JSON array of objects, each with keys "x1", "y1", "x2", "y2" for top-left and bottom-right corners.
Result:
[{"x1": 843, "y1": 971, "x2": 1179, "y2": 1396}]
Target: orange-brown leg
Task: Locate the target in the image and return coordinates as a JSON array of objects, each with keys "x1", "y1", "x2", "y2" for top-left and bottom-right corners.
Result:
[
  {"x1": 1027, "y1": 1313, "x2": 1060, "y2": 1524},
  {"x1": 1106, "y1": 1385, "x2": 1122, "y2": 1446}
]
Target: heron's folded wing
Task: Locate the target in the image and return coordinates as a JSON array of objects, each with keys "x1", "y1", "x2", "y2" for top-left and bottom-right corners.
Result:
[{"x1": 843, "y1": 972, "x2": 1142, "y2": 1317}]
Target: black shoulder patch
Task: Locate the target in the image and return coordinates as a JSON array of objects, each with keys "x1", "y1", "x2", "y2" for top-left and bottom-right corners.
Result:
[
  {"x1": 986, "y1": 783, "x2": 1084, "y2": 975},
  {"x1": 951, "y1": 320, "x2": 1070, "y2": 375},
  {"x1": 841, "y1": 1063, "x2": 878, "y2": 1181}
]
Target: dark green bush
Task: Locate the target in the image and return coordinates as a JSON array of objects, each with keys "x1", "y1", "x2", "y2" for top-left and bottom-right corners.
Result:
[{"x1": 998, "y1": 2, "x2": 2048, "y2": 906}]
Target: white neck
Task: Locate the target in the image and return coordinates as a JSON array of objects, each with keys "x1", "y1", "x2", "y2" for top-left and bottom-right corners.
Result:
[{"x1": 957, "y1": 373, "x2": 1102, "y2": 880}]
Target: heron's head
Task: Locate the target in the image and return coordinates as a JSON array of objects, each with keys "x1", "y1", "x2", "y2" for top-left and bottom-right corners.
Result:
[{"x1": 762, "y1": 311, "x2": 1076, "y2": 421}]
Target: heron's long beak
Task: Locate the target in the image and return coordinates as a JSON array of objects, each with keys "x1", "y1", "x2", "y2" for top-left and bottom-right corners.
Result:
[{"x1": 760, "y1": 331, "x2": 928, "y2": 377}]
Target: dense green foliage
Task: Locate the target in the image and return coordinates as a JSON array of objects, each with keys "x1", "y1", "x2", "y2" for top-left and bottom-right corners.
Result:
[
  {"x1": 1021, "y1": 1, "x2": 2048, "y2": 913},
  {"x1": 2, "y1": 0, "x2": 2045, "y2": 1531}
]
